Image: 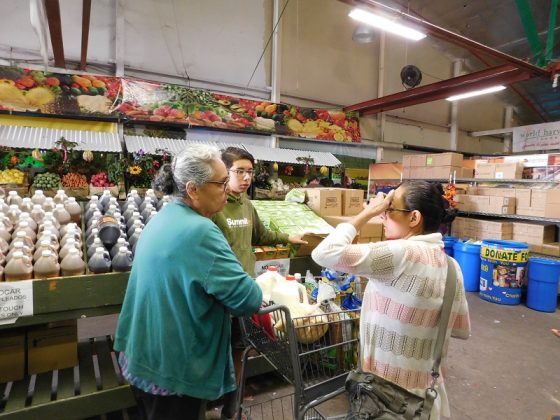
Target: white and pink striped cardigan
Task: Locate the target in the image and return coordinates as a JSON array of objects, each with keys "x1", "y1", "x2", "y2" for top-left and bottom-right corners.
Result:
[{"x1": 312, "y1": 223, "x2": 470, "y2": 419}]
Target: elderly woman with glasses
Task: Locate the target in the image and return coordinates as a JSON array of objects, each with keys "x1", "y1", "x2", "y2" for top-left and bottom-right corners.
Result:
[
  {"x1": 312, "y1": 180, "x2": 470, "y2": 420},
  {"x1": 114, "y1": 144, "x2": 263, "y2": 420}
]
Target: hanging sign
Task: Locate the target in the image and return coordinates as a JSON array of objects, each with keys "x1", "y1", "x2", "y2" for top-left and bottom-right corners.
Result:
[
  {"x1": 513, "y1": 121, "x2": 560, "y2": 152},
  {"x1": 0, "y1": 280, "x2": 34, "y2": 325}
]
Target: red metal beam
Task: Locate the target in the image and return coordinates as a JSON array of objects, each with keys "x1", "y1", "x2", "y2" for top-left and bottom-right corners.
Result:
[
  {"x1": 340, "y1": 0, "x2": 551, "y2": 79},
  {"x1": 80, "y1": 0, "x2": 92, "y2": 70},
  {"x1": 44, "y1": 0, "x2": 65, "y2": 68},
  {"x1": 345, "y1": 65, "x2": 530, "y2": 114},
  {"x1": 469, "y1": 50, "x2": 549, "y2": 122}
]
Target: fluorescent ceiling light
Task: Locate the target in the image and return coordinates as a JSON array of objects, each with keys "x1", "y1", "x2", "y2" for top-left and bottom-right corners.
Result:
[
  {"x1": 446, "y1": 85, "x2": 506, "y2": 101},
  {"x1": 349, "y1": 8, "x2": 426, "y2": 41}
]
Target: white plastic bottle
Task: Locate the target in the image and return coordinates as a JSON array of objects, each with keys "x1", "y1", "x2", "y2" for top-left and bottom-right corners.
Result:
[{"x1": 255, "y1": 266, "x2": 285, "y2": 303}]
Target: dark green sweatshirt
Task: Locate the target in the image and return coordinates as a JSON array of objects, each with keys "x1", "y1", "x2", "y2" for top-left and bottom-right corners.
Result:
[{"x1": 214, "y1": 193, "x2": 289, "y2": 277}]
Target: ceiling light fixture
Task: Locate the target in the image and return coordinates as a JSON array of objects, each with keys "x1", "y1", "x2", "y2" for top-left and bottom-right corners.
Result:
[
  {"x1": 446, "y1": 85, "x2": 506, "y2": 101},
  {"x1": 348, "y1": 8, "x2": 426, "y2": 41}
]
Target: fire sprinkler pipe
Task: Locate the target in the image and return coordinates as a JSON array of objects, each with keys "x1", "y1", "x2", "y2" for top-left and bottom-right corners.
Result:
[{"x1": 339, "y1": 0, "x2": 551, "y2": 79}]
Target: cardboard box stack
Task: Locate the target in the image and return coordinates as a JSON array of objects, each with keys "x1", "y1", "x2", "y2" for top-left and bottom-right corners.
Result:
[
  {"x1": 304, "y1": 188, "x2": 342, "y2": 217},
  {"x1": 512, "y1": 222, "x2": 557, "y2": 254},
  {"x1": 322, "y1": 215, "x2": 384, "y2": 243},
  {"x1": 454, "y1": 194, "x2": 516, "y2": 214},
  {"x1": 402, "y1": 152, "x2": 474, "y2": 179},
  {"x1": 451, "y1": 217, "x2": 512, "y2": 241},
  {"x1": 340, "y1": 189, "x2": 364, "y2": 216},
  {"x1": 514, "y1": 187, "x2": 560, "y2": 219},
  {"x1": 27, "y1": 321, "x2": 78, "y2": 375},
  {"x1": 475, "y1": 162, "x2": 523, "y2": 179}
]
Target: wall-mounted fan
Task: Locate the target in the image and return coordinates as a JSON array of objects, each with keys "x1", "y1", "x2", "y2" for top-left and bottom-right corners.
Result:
[{"x1": 400, "y1": 65, "x2": 422, "y2": 89}]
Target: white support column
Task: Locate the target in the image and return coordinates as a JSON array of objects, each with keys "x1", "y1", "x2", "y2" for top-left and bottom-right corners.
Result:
[
  {"x1": 270, "y1": 0, "x2": 282, "y2": 149},
  {"x1": 503, "y1": 106, "x2": 514, "y2": 153},
  {"x1": 115, "y1": 0, "x2": 125, "y2": 76},
  {"x1": 449, "y1": 60, "x2": 461, "y2": 151},
  {"x1": 376, "y1": 146, "x2": 384, "y2": 163}
]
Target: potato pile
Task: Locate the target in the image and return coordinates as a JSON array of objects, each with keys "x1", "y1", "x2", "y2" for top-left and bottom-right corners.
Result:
[{"x1": 62, "y1": 173, "x2": 88, "y2": 188}]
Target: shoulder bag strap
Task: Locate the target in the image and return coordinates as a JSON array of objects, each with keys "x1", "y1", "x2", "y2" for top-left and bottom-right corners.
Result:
[{"x1": 429, "y1": 255, "x2": 457, "y2": 384}]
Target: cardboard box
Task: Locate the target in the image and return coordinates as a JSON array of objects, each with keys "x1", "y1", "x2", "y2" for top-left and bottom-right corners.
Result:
[
  {"x1": 460, "y1": 167, "x2": 475, "y2": 178},
  {"x1": 431, "y1": 152, "x2": 464, "y2": 167},
  {"x1": 475, "y1": 163, "x2": 495, "y2": 179},
  {"x1": 410, "y1": 167, "x2": 426, "y2": 178},
  {"x1": 494, "y1": 162, "x2": 523, "y2": 180},
  {"x1": 322, "y1": 215, "x2": 384, "y2": 238},
  {"x1": 410, "y1": 154, "x2": 427, "y2": 167},
  {"x1": 402, "y1": 168, "x2": 412, "y2": 179},
  {"x1": 261, "y1": 246, "x2": 278, "y2": 259},
  {"x1": 340, "y1": 189, "x2": 364, "y2": 216},
  {"x1": 528, "y1": 244, "x2": 543, "y2": 254},
  {"x1": 426, "y1": 166, "x2": 462, "y2": 179},
  {"x1": 462, "y1": 159, "x2": 477, "y2": 170},
  {"x1": 305, "y1": 188, "x2": 342, "y2": 217},
  {"x1": 275, "y1": 245, "x2": 290, "y2": 259},
  {"x1": 291, "y1": 233, "x2": 326, "y2": 257},
  {"x1": 0, "y1": 330, "x2": 25, "y2": 383},
  {"x1": 541, "y1": 242, "x2": 560, "y2": 257},
  {"x1": 253, "y1": 247, "x2": 264, "y2": 261},
  {"x1": 402, "y1": 155, "x2": 413, "y2": 167},
  {"x1": 475, "y1": 187, "x2": 517, "y2": 198},
  {"x1": 27, "y1": 321, "x2": 78, "y2": 375}
]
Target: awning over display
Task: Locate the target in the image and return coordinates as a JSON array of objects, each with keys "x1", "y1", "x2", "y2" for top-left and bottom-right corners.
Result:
[
  {"x1": 124, "y1": 136, "x2": 244, "y2": 155},
  {"x1": 242, "y1": 144, "x2": 341, "y2": 167},
  {"x1": 0, "y1": 125, "x2": 122, "y2": 152}
]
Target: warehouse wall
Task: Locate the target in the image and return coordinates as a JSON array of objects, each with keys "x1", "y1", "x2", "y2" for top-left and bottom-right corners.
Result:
[{"x1": 0, "y1": 0, "x2": 510, "y2": 157}]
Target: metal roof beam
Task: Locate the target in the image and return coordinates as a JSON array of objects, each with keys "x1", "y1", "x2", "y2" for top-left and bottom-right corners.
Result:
[
  {"x1": 80, "y1": 0, "x2": 92, "y2": 71},
  {"x1": 44, "y1": 0, "x2": 65, "y2": 68},
  {"x1": 344, "y1": 65, "x2": 531, "y2": 115},
  {"x1": 546, "y1": 0, "x2": 559, "y2": 63},
  {"x1": 514, "y1": 0, "x2": 545, "y2": 66}
]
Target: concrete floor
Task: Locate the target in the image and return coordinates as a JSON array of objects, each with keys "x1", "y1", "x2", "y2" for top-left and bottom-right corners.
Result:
[{"x1": 79, "y1": 292, "x2": 560, "y2": 420}]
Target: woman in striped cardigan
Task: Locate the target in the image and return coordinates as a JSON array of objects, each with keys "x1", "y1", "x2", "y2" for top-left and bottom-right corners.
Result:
[{"x1": 312, "y1": 180, "x2": 470, "y2": 420}]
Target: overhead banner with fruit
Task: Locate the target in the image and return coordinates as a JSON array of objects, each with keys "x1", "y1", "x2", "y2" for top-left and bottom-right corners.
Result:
[
  {"x1": 119, "y1": 80, "x2": 360, "y2": 142},
  {"x1": 0, "y1": 66, "x2": 360, "y2": 142},
  {"x1": 0, "y1": 67, "x2": 121, "y2": 118}
]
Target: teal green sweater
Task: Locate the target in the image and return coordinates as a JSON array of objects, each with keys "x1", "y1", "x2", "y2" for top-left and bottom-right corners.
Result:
[
  {"x1": 213, "y1": 193, "x2": 289, "y2": 277},
  {"x1": 114, "y1": 201, "x2": 262, "y2": 400}
]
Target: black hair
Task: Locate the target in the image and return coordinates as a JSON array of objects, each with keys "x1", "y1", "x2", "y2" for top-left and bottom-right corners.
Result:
[
  {"x1": 152, "y1": 163, "x2": 175, "y2": 195},
  {"x1": 221, "y1": 147, "x2": 255, "y2": 169},
  {"x1": 319, "y1": 178, "x2": 334, "y2": 187},
  {"x1": 400, "y1": 180, "x2": 457, "y2": 233}
]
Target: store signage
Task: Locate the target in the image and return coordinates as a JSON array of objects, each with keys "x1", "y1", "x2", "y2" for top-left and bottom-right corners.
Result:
[
  {"x1": 513, "y1": 121, "x2": 560, "y2": 152},
  {"x1": 0, "y1": 66, "x2": 360, "y2": 143},
  {"x1": 254, "y1": 258, "x2": 291, "y2": 277},
  {"x1": 0, "y1": 280, "x2": 33, "y2": 325}
]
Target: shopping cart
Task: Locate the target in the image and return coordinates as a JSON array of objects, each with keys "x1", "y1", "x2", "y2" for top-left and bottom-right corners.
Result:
[{"x1": 237, "y1": 301, "x2": 360, "y2": 420}]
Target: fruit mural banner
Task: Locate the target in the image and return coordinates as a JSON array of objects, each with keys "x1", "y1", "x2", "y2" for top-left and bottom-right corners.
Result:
[
  {"x1": 120, "y1": 80, "x2": 360, "y2": 142},
  {"x1": 0, "y1": 67, "x2": 121, "y2": 118},
  {"x1": 0, "y1": 66, "x2": 361, "y2": 142}
]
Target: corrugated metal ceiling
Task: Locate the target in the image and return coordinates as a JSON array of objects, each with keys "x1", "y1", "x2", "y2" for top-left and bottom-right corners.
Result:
[
  {"x1": 0, "y1": 125, "x2": 122, "y2": 152},
  {"x1": 124, "y1": 136, "x2": 244, "y2": 154},
  {"x1": 243, "y1": 144, "x2": 341, "y2": 167}
]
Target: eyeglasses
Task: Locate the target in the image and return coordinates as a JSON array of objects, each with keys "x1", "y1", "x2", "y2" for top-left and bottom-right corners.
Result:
[
  {"x1": 206, "y1": 177, "x2": 230, "y2": 191},
  {"x1": 229, "y1": 169, "x2": 254, "y2": 178},
  {"x1": 384, "y1": 207, "x2": 412, "y2": 216}
]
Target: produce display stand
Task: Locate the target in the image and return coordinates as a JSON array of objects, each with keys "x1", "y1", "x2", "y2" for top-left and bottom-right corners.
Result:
[
  {"x1": 0, "y1": 257, "x2": 321, "y2": 418},
  {"x1": 0, "y1": 272, "x2": 134, "y2": 419}
]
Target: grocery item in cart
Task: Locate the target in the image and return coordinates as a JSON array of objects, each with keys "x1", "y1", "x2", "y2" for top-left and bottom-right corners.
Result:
[
  {"x1": 274, "y1": 303, "x2": 329, "y2": 344},
  {"x1": 256, "y1": 266, "x2": 285, "y2": 302},
  {"x1": 61, "y1": 248, "x2": 86, "y2": 276},
  {"x1": 34, "y1": 250, "x2": 60, "y2": 279},
  {"x1": 4, "y1": 251, "x2": 33, "y2": 281},
  {"x1": 271, "y1": 274, "x2": 309, "y2": 308}
]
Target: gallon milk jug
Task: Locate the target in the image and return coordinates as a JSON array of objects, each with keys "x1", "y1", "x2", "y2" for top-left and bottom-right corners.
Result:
[
  {"x1": 34, "y1": 250, "x2": 60, "y2": 279},
  {"x1": 88, "y1": 247, "x2": 112, "y2": 274},
  {"x1": 61, "y1": 248, "x2": 86, "y2": 276},
  {"x1": 255, "y1": 266, "x2": 285, "y2": 303},
  {"x1": 4, "y1": 251, "x2": 33, "y2": 281},
  {"x1": 271, "y1": 274, "x2": 309, "y2": 309}
]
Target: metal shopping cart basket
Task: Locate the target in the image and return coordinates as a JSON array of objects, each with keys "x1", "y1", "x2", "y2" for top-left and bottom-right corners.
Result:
[{"x1": 237, "y1": 302, "x2": 360, "y2": 420}]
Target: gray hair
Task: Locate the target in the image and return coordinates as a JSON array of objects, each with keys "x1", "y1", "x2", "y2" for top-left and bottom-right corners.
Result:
[{"x1": 152, "y1": 144, "x2": 221, "y2": 197}]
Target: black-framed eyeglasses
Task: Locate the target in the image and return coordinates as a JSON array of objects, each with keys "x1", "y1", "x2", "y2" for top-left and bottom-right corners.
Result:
[
  {"x1": 206, "y1": 177, "x2": 230, "y2": 191},
  {"x1": 229, "y1": 169, "x2": 254, "y2": 178},
  {"x1": 384, "y1": 207, "x2": 412, "y2": 215}
]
